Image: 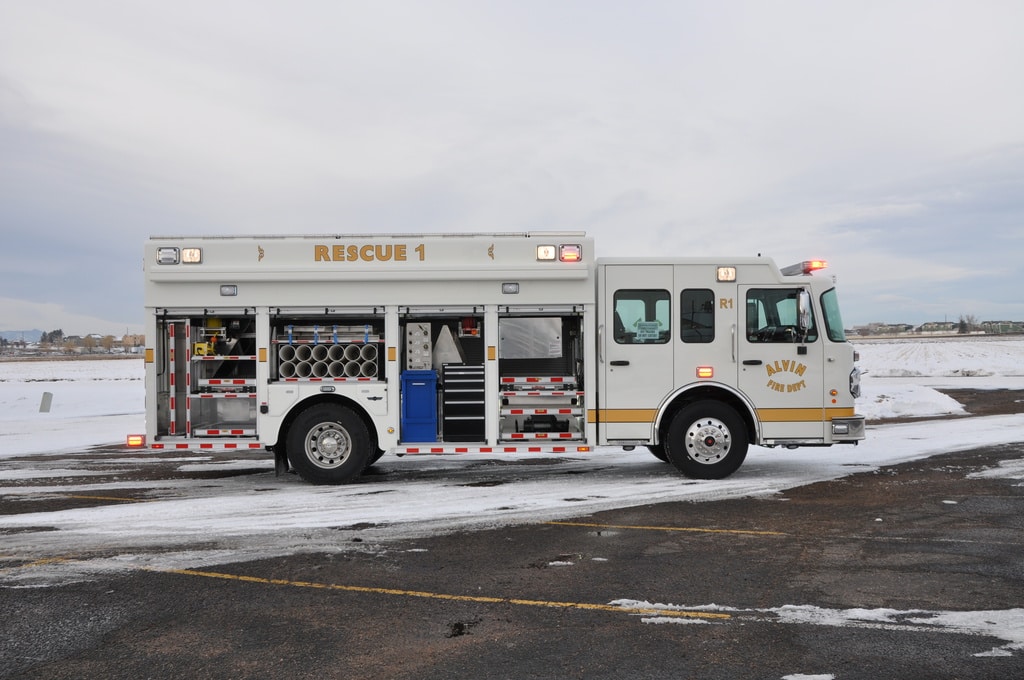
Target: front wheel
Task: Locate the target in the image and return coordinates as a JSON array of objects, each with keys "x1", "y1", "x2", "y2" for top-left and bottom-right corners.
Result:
[
  {"x1": 664, "y1": 401, "x2": 748, "y2": 479},
  {"x1": 286, "y1": 404, "x2": 370, "y2": 485},
  {"x1": 646, "y1": 444, "x2": 668, "y2": 462}
]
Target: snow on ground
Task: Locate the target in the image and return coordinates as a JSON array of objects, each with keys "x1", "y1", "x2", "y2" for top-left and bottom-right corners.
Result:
[
  {"x1": 855, "y1": 335, "x2": 1024, "y2": 420},
  {"x1": 614, "y1": 600, "x2": 1024, "y2": 658},
  {"x1": 2, "y1": 340, "x2": 1024, "y2": 657},
  {"x1": 0, "y1": 358, "x2": 143, "y2": 456}
]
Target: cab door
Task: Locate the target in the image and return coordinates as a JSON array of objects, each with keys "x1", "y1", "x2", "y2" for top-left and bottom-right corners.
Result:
[
  {"x1": 598, "y1": 264, "x2": 675, "y2": 442},
  {"x1": 737, "y1": 285, "x2": 826, "y2": 441}
]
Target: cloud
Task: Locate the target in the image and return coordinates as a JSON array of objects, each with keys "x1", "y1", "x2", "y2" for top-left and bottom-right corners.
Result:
[
  {"x1": 1, "y1": 1, "x2": 1023, "y2": 330},
  {"x1": 0, "y1": 297, "x2": 140, "y2": 337}
]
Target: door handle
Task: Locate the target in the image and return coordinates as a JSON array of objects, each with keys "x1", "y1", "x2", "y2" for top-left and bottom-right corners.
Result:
[
  {"x1": 742, "y1": 360, "x2": 762, "y2": 366},
  {"x1": 610, "y1": 360, "x2": 630, "y2": 366}
]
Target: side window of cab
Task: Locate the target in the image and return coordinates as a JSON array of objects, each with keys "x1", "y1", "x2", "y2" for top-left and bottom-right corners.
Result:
[{"x1": 613, "y1": 290, "x2": 670, "y2": 344}]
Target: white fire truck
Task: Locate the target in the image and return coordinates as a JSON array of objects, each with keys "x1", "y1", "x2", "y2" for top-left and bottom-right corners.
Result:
[{"x1": 129, "y1": 232, "x2": 864, "y2": 484}]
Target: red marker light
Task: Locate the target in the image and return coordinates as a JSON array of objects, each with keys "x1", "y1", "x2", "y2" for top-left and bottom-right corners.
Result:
[{"x1": 559, "y1": 244, "x2": 582, "y2": 262}]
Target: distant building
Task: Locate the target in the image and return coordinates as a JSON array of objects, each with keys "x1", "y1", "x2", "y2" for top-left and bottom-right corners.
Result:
[
  {"x1": 852, "y1": 323, "x2": 913, "y2": 336},
  {"x1": 979, "y1": 320, "x2": 1024, "y2": 334},
  {"x1": 917, "y1": 321, "x2": 958, "y2": 334}
]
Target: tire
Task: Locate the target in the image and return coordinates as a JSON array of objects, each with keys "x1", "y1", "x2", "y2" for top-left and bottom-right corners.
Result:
[
  {"x1": 646, "y1": 444, "x2": 669, "y2": 462},
  {"x1": 366, "y1": 447, "x2": 386, "y2": 468},
  {"x1": 286, "y1": 404, "x2": 370, "y2": 485},
  {"x1": 664, "y1": 401, "x2": 748, "y2": 479}
]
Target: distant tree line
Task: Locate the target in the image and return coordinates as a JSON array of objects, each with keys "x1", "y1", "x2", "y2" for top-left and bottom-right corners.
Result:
[{"x1": 40, "y1": 329, "x2": 65, "y2": 345}]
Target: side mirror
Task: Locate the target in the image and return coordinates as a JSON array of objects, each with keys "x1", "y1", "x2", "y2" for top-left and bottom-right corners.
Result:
[{"x1": 796, "y1": 290, "x2": 812, "y2": 341}]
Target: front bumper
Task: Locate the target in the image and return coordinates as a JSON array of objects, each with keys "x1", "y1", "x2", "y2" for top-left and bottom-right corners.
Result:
[{"x1": 831, "y1": 415, "x2": 866, "y2": 442}]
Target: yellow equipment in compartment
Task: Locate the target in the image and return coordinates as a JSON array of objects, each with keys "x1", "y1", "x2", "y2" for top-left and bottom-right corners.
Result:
[{"x1": 193, "y1": 318, "x2": 224, "y2": 357}]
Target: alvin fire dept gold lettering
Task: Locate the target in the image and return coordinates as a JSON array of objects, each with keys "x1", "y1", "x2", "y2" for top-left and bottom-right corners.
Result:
[{"x1": 765, "y1": 359, "x2": 808, "y2": 393}]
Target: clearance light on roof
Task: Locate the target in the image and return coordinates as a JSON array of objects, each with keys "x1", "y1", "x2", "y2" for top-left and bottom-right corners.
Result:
[
  {"x1": 182, "y1": 248, "x2": 203, "y2": 264},
  {"x1": 781, "y1": 259, "x2": 829, "y2": 276},
  {"x1": 716, "y1": 266, "x2": 737, "y2": 282},
  {"x1": 696, "y1": 366, "x2": 714, "y2": 379},
  {"x1": 559, "y1": 244, "x2": 582, "y2": 262},
  {"x1": 536, "y1": 245, "x2": 556, "y2": 261},
  {"x1": 156, "y1": 247, "x2": 180, "y2": 265}
]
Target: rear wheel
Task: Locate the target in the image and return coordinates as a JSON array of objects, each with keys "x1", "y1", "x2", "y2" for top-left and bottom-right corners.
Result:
[
  {"x1": 366, "y1": 447, "x2": 386, "y2": 468},
  {"x1": 286, "y1": 404, "x2": 370, "y2": 485},
  {"x1": 665, "y1": 401, "x2": 748, "y2": 479}
]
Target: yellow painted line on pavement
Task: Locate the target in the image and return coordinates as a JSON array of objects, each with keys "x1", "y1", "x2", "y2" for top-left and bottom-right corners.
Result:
[
  {"x1": 546, "y1": 521, "x2": 785, "y2": 536},
  {"x1": 0, "y1": 556, "x2": 71, "y2": 574},
  {"x1": 152, "y1": 567, "x2": 730, "y2": 621}
]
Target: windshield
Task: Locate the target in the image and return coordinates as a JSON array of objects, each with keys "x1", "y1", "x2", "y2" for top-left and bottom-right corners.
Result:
[{"x1": 820, "y1": 288, "x2": 847, "y2": 342}]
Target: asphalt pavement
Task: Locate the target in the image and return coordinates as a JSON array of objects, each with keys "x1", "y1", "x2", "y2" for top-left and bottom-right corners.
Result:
[{"x1": 2, "y1": 442, "x2": 1023, "y2": 679}]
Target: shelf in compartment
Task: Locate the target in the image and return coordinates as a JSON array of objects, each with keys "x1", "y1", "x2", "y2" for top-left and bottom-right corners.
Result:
[
  {"x1": 499, "y1": 376, "x2": 576, "y2": 386},
  {"x1": 498, "y1": 372, "x2": 584, "y2": 442},
  {"x1": 191, "y1": 393, "x2": 257, "y2": 400},
  {"x1": 197, "y1": 378, "x2": 255, "y2": 388},
  {"x1": 501, "y1": 406, "x2": 583, "y2": 416},
  {"x1": 278, "y1": 376, "x2": 379, "y2": 383},
  {"x1": 501, "y1": 390, "x2": 584, "y2": 398},
  {"x1": 271, "y1": 338, "x2": 383, "y2": 345},
  {"x1": 501, "y1": 432, "x2": 585, "y2": 441},
  {"x1": 191, "y1": 428, "x2": 257, "y2": 437},
  {"x1": 192, "y1": 355, "x2": 258, "y2": 361}
]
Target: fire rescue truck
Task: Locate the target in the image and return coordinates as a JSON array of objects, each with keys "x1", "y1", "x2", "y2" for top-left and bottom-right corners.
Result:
[{"x1": 128, "y1": 232, "x2": 864, "y2": 484}]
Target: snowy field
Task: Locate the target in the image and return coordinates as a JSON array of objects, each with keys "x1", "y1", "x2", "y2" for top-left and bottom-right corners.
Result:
[{"x1": 2, "y1": 338, "x2": 1024, "y2": 659}]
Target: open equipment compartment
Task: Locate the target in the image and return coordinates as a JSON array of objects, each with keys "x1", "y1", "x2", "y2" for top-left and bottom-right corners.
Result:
[{"x1": 497, "y1": 312, "x2": 585, "y2": 443}]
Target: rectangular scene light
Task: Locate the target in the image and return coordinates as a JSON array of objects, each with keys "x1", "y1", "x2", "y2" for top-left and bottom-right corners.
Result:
[
  {"x1": 716, "y1": 266, "x2": 736, "y2": 282},
  {"x1": 156, "y1": 247, "x2": 180, "y2": 265}
]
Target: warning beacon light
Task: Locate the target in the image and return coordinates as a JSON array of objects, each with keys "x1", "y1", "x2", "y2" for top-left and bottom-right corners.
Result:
[{"x1": 781, "y1": 259, "x2": 828, "y2": 276}]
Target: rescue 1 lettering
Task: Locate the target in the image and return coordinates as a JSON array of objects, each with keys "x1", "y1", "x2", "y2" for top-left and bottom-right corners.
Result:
[
  {"x1": 314, "y1": 243, "x2": 426, "y2": 262},
  {"x1": 764, "y1": 359, "x2": 808, "y2": 393}
]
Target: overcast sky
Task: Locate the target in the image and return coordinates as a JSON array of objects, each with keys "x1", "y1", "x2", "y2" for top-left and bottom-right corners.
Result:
[{"x1": 2, "y1": 0, "x2": 1023, "y2": 336}]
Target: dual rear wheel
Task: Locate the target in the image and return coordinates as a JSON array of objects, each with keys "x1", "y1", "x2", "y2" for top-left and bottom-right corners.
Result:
[{"x1": 285, "y1": 404, "x2": 371, "y2": 485}]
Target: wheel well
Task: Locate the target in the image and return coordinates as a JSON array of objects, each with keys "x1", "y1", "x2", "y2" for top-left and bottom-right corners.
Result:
[
  {"x1": 275, "y1": 395, "x2": 378, "y2": 452},
  {"x1": 657, "y1": 386, "x2": 756, "y2": 445}
]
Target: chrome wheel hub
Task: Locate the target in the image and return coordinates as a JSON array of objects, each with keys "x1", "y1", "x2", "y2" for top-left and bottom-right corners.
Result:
[
  {"x1": 686, "y1": 418, "x2": 731, "y2": 465},
  {"x1": 304, "y1": 422, "x2": 352, "y2": 469}
]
